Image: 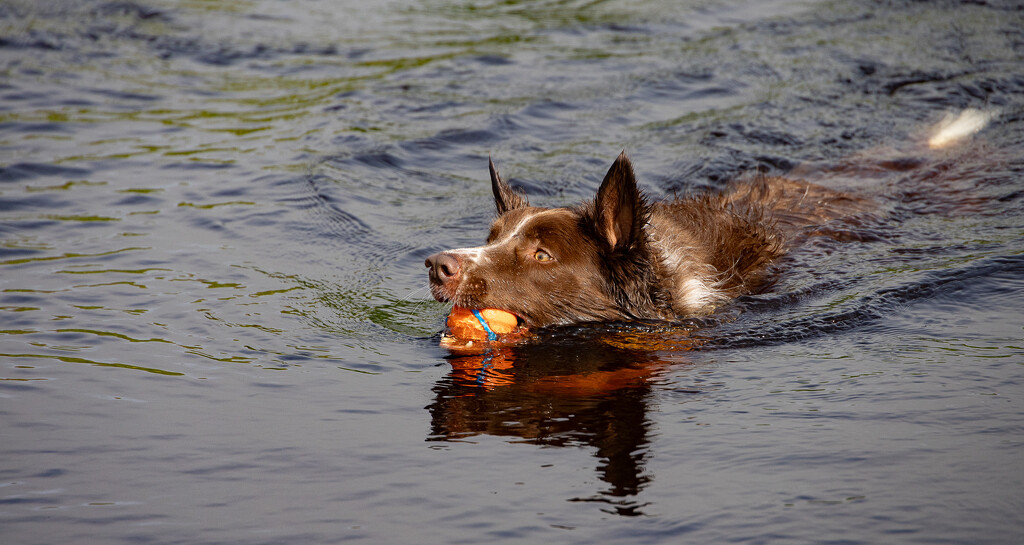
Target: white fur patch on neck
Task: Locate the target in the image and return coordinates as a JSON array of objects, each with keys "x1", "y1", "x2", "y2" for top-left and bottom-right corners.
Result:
[{"x1": 679, "y1": 276, "x2": 724, "y2": 312}]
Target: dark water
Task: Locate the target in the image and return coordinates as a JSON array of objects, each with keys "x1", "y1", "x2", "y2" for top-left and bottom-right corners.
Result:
[{"x1": 2, "y1": 0, "x2": 1023, "y2": 543}]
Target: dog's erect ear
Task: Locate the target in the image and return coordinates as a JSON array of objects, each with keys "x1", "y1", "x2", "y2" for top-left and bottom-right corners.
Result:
[
  {"x1": 593, "y1": 151, "x2": 647, "y2": 251},
  {"x1": 490, "y1": 158, "x2": 528, "y2": 215}
]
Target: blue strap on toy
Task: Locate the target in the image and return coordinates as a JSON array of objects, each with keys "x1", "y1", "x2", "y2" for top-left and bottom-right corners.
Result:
[{"x1": 471, "y1": 309, "x2": 498, "y2": 341}]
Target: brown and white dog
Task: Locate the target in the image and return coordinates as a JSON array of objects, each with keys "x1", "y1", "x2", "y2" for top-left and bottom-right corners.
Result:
[
  {"x1": 425, "y1": 111, "x2": 991, "y2": 329},
  {"x1": 426, "y1": 152, "x2": 873, "y2": 329}
]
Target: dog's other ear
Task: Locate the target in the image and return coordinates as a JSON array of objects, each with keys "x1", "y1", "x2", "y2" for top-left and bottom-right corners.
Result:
[
  {"x1": 593, "y1": 151, "x2": 647, "y2": 251},
  {"x1": 490, "y1": 157, "x2": 528, "y2": 215}
]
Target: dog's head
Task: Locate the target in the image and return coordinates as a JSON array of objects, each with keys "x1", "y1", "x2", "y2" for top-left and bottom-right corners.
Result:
[{"x1": 426, "y1": 153, "x2": 665, "y2": 328}]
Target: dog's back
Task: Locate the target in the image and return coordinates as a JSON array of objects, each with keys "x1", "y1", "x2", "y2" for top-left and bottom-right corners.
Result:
[{"x1": 637, "y1": 166, "x2": 875, "y2": 315}]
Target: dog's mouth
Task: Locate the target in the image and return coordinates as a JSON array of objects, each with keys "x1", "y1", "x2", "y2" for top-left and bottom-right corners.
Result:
[
  {"x1": 490, "y1": 308, "x2": 530, "y2": 330},
  {"x1": 467, "y1": 304, "x2": 530, "y2": 330},
  {"x1": 511, "y1": 312, "x2": 529, "y2": 330},
  {"x1": 438, "y1": 293, "x2": 527, "y2": 328}
]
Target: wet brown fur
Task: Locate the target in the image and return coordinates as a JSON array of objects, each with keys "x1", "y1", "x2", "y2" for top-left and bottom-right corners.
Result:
[{"x1": 426, "y1": 152, "x2": 871, "y2": 328}]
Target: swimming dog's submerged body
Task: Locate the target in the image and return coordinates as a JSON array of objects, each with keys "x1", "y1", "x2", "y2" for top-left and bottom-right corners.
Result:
[{"x1": 425, "y1": 152, "x2": 872, "y2": 329}]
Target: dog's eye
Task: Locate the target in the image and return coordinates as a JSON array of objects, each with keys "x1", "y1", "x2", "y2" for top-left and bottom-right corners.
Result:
[{"x1": 534, "y1": 250, "x2": 553, "y2": 262}]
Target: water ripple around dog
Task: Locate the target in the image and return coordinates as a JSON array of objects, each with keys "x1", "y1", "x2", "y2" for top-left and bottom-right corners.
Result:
[{"x1": 707, "y1": 253, "x2": 1024, "y2": 350}]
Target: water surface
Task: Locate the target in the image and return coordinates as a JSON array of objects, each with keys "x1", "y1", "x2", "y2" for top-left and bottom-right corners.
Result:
[{"x1": 2, "y1": 0, "x2": 1023, "y2": 543}]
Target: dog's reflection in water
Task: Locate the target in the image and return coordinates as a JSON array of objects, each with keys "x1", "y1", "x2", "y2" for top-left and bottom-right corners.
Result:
[{"x1": 426, "y1": 327, "x2": 700, "y2": 516}]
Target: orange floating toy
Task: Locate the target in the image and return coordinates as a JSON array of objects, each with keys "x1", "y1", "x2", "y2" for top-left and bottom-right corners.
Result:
[{"x1": 446, "y1": 306, "x2": 520, "y2": 342}]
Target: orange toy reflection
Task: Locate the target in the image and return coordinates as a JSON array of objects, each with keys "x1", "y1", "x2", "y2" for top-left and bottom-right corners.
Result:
[{"x1": 446, "y1": 346, "x2": 661, "y2": 394}]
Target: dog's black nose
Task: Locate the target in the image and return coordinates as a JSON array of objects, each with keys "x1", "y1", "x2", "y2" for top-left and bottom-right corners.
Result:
[{"x1": 425, "y1": 252, "x2": 461, "y2": 283}]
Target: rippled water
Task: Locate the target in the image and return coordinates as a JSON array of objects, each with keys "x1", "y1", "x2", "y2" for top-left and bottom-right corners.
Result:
[{"x1": 2, "y1": 0, "x2": 1023, "y2": 543}]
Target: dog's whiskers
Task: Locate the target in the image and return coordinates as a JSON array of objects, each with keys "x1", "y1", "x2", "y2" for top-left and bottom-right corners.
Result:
[{"x1": 398, "y1": 285, "x2": 434, "y2": 303}]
